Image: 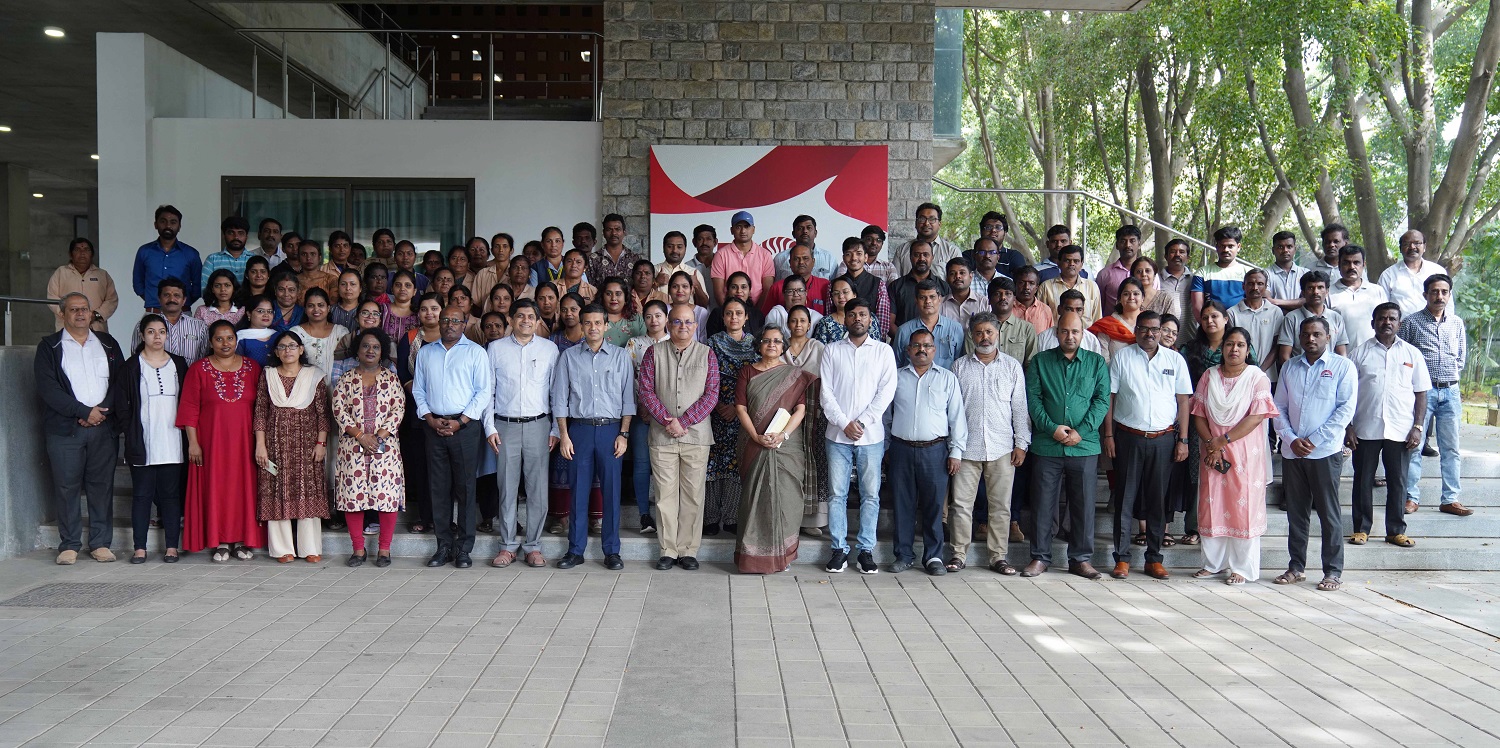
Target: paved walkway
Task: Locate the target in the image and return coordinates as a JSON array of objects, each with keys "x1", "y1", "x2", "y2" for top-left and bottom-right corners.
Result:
[{"x1": 0, "y1": 556, "x2": 1497, "y2": 748}]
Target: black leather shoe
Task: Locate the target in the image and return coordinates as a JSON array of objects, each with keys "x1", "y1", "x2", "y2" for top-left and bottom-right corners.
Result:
[
  {"x1": 130, "y1": 553, "x2": 147, "y2": 565},
  {"x1": 454, "y1": 552, "x2": 473, "y2": 569},
  {"x1": 374, "y1": 554, "x2": 391, "y2": 568},
  {"x1": 347, "y1": 553, "x2": 366, "y2": 568},
  {"x1": 162, "y1": 553, "x2": 179, "y2": 564},
  {"x1": 654, "y1": 555, "x2": 676, "y2": 570},
  {"x1": 427, "y1": 546, "x2": 452, "y2": 567},
  {"x1": 604, "y1": 554, "x2": 624, "y2": 570},
  {"x1": 678, "y1": 556, "x2": 700, "y2": 570},
  {"x1": 555, "y1": 553, "x2": 585, "y2": 570}
]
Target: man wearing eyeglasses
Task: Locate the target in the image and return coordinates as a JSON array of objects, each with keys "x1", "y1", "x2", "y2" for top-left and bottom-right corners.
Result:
[
  {"x1": 412, "y1": 305, "x2": 494, "y2": 569},
  {"x1": 893, "y1": 203, "x2": 963, "y2": 278},
  {"x1": 1100, "y1": 310, "x2": 1191, "y2": 580},
  {"x1": 637, "y1": 303, "x2": 720, "y2": 570}
]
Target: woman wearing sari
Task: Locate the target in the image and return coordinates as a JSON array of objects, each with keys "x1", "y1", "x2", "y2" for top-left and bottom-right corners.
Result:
[
  {"x1": 1191, "y1": 327, "x2": 1278, "y2": 584},
  {"x1": 705, "y1": 298, "x2": 758, "y2": 536},
  {"x1": 1089, "y1": 277, "x2": 1145, "y2": 358},
  {"x1": 733, "y1": 325, "x2": 814, "y2": 573},
  {"x1": 783, "y1": 306, "x2": 830, "y2": 538}
]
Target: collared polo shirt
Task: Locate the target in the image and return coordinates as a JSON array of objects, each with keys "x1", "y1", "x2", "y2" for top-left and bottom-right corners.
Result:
[
  {"x1": 1349, "y1": 337, "x2": 1431, "y2": 441},
  {"x1": 1108, "y1": 344, "x2": 1191, "y2": 433}
]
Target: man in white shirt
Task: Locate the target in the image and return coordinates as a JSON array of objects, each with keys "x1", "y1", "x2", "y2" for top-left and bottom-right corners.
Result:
[
  {"x1": 253, "y1": 217, "x2": 287, "y2": 268},
  {"x1": 1347, "y1": 302, "x2": 1429, "y2": 548},
  {"x1": 654, "y1": 230, "x2": 709, "y2": 306},
  {"x1": 413, "y1": 305, "x2": 495, "y2": 570},
  {"x1": 773, "y1": 215, "x2": 837, "y2": 281},
  {"x1": 949, "y1": 312, "x2": 1030, "y2": 577},
  {"x1": 1327, "y1": 245, "x2": 1388, "y2": 347},
  {"x1": 819, "y1": 298, "x2": 898, "y2": 575},
  {"x1": 485, "y1": 300, "x2": 560, "y2": 570},
  {"x1": 36, "y1": 294, "x2": 125, "y2": 564},
  {"x1": 1228, "y1": 269, "x2": 1286, "y2": 384},
  {"x1": 1102, "y1": 311, "x2": 1191, "y2": 580},
  {"x1": 1378, "y1": 230, "x2": 1447, "y2": 316},
  {"x1": 1037, "y1": 290, "x2": 1111, "y2": 362}
]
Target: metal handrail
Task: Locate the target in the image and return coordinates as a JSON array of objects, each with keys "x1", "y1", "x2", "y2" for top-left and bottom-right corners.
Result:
[
  {"x1": 237, "y1": 30, "x2": 426, "y2": 120},
  {"x1": 236, "y1": 27, "x2": 604, "y2": 122},
  {"x1": 930, "y1": 177, "x2": 1218, "y2": 255},
  {"x1": 1, "y1": 295, "x2": 60, "y2": 347}
]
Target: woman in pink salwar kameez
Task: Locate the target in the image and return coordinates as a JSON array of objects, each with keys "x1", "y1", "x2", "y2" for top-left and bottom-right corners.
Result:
[{"x1": 1190, "y1": 327, "x2": 1279, "y2": 584}]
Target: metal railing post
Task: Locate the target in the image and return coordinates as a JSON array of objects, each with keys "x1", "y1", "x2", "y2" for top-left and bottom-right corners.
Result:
[
  {"x1": 281, "y1": 34, "x2": 290, "y2": 118},
  {"x1": 311, "y1": 86, "x2": 317, "y2": 119},
  {"x1": 382, "y1": 32, "x2": 391, "y2": 120},
  {"x1": 488, "y1": 35, "x2": 495, "y2": 120},
  {"x1": 592, "y1": 37, "x2": 601, "y2": 121},
  {"x1": 409, "y1": 81, "x2": 415, "y2": 119},
  {"x1": 4, "y1": 301, "x2": 10, "y2": 347},
  {"x1": 1079, "y1": 200, "x2": 1087, "y2": 256},
  {"x1": 251, "y1": 47, "x2": 258, "y2": 118}
]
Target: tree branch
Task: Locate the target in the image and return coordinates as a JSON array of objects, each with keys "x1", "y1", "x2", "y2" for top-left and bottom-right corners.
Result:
[{"x1": 1435, "y1": 0, "x2": 1480, "y2": 39}]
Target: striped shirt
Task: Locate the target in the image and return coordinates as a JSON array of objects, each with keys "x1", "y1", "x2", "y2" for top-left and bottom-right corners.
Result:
[
  {"x1": 1399, "y1": 308, "x2": 1466, "y2": 384},
  {"x1": 201, "y1": 250, "x2": 251, "y2": 288},
  {"x1": 131, "y1": 313, "x2": 208, "y2": 364}
]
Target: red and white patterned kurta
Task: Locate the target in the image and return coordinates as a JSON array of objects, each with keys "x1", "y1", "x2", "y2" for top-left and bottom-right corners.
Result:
[{"x1": 332, "y1": 368, "x2": 406, "y2": 512}]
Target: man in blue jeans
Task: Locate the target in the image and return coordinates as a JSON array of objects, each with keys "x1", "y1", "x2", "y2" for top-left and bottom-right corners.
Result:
[
  {"x1": 1399, "y1": 274, "x2": 1470, "y2": 516},
  {"x1": 886, "y1": 329, "x2": 967, "y2": 575},
  {"x1": 819, "y1": 298, "x2": 898, "y2": 574}
]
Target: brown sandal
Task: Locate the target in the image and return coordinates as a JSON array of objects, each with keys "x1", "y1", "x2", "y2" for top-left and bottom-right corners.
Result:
[
  {"x1": 1192, "y1": 568, "x2": 1217, "y2": 578},
  {"x1": 1274, "y1": 570, "x2": 1306, "y2": 585},
  {"x1": 945, "y1": 557, "x2": 966, "y2": 573}
]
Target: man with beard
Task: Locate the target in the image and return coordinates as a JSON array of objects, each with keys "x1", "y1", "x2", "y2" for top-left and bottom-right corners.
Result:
[
  {"x1": 686, "y1": 225, "x2": 719, "y2": 306},
  {"x1": 133, "y1": 205, "x2": 201, "y2": 309},
  {"x1": 654, "y1": 230, "x2": 710, "y2": 306},
  {"x1": 888, "y1": 240, "x2": 949, "y2": 328},
  {"x1": 1095, "y1": 225, "x2": 1142, "y2": 315},
  {"x1": 200, "y1": 216, "x2": 252, "y2": 287},
  {"x1": 589, "y1": 214, "x2": 642, "y2": 284},
  {"x1": 773, "y1": 215, "x2": 836, "y2": 280},
  {"x1": 940, "y1": 257, "x2": 989, "y2": 329}
]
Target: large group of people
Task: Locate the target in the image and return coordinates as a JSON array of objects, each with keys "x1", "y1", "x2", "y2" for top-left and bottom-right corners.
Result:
[{"x1": 37, "y1": 204, "x2": 1470, "y2": 590}]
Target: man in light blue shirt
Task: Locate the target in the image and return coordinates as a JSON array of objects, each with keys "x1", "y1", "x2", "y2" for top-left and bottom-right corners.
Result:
[
  {"x1": 886, "y1": 328, "x2": 967, "y2": 575},
  {"x1": 894, "y1": 280, "x2": 965, "y2": 369},
  {"x1": 552, "y1": 303, "x2": 636, "y2": 571},
  {"x1": 200, "y1": 216, "x2": 251, "y2": 288},
  {"x1": 413, "y1": 305, "x2": 494, "y2": 570},
  {"x1": 1273, "y1": 316, "x2": 1357, "y2": 591}
]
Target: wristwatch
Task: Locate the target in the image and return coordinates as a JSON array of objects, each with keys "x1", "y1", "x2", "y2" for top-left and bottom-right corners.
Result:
[{"x1": 1175, "y1": 435, "x2": 1189, "y2": 445}]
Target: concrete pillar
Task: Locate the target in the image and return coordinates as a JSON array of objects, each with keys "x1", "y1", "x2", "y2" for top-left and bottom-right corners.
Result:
[{"x1": 0, "y1": 163, "x2": 29, "y2": 298}]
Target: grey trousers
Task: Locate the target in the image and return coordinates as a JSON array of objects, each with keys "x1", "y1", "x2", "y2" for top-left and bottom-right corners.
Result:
[
  {"x1": 1284, "y1": 454, "x2": 1344, "y2": 577},
  {"x1": 1030, "y1": 454, "x2": 1097, "y2": 565},
  {"x1": 47, "y1": 426, "x2": 118, "y2": 552},
  {"x1": 496, "y1": 417, "x2": 552, "y2": 554}
]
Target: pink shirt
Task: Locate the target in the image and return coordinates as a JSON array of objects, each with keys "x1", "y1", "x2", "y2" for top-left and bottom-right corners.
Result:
[
  {"x1": 710, "y1": 241, "x2": 775, "y2": 304},
  {"x1": 1096, "y1": 260, "x2": 1132, "y2": 314}
]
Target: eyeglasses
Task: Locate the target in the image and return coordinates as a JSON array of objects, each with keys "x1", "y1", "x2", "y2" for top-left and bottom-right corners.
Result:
[
  {"x1": 274, "y1": 344, "x2": 302, "y2": 352},
  {"x1": 1136, "y1": 326, "x2": 1161, "y2": 334},
  {"x1": 975, "y1": 250, "x2": 999, "y2": 256},
  {"x1": 358, "y1": 310, "x2": 382, "y2": 318},
  {"x1": 439, "y1": 318, "x2": 467, "y2": 325},
  {"x1": 668, "y1": 319, "x2": 695, "y2": 327},
  {"x1": 760, "y1": 339, "x2": 785, "y2": 346},
  {"x1": 915, "y1": 217, "x2": 940, "y2": 225},
  {"x1": 908, "y1": 343, "x2": 936, "y2": 350}
]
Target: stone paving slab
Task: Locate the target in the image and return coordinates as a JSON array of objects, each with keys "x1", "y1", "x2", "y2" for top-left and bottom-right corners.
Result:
[{"x1": 0, "y1": 555, "x2": 1497, "y2": 747}]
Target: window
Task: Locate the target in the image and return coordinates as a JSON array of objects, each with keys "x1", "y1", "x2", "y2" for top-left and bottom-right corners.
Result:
[{"x1": 224, "y1": 177, "x2": 474, "y2": 256}]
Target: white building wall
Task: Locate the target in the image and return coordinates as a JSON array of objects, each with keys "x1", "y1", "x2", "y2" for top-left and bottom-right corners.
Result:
[{"x1": 97, "y1": 33, "x2": 602, "y2": 331}]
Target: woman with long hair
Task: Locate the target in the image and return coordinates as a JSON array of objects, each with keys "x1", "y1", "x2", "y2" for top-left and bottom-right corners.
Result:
[
  {"x1": 733, "y1": 325, "x2": 815, "y2": 573},
  {"x1": 1191, "y1": 327, "x2": 1278, "y2": 584},
  {"x1": 178, "y1": 319, "x2": 263, "y2": 562},
  {"x1": 253, "y1": 330, "x2": 331, "y2": 563},
  {"x1": 667, "y1": 271, "x2": 710, "y2": 342},
  {"x1": 334, "y1": 328, "x2": 405, "y2": 567},
  {"x1": 396, "y1": 293, "x2": 445, "y2": 535},
  {"x1": 704, "y1": 298, "x2": 758, "y2": 537},
  {"x1": 121, "y1": 314, "x2": 188, "y2": 562},
  {"x1": 381, "y1": 270, "x2": 418, "y2": 340},
  {"x1": 625, "y1": 299, "x2": 671, "y2": 534},
  {"x1": 290, "y1": 288, "x2": 349, "y2": 386},
  {"x1": 233, "y1": 256, "x2": 271, "y2": 309},
  {"x1": 812, "y1": 278, "x2": 856, "y2": 344},
  {"x1": 196, "y1": 270, "x2": 243, "y2": 325},
  {"x1": 782, "y1": 305, "x2": 830, "y2": 537},
  {"x1": 1132, "y1": 256, "x2": 1180, "y2": 319}
]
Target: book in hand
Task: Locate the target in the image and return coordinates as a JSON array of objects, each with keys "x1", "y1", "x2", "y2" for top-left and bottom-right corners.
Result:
[{"x1": 765, "y1": 408, "x2": 791, "y2": 448}]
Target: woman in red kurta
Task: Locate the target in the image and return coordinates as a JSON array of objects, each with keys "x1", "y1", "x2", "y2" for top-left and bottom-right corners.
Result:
[{"x1": 177, "y1": 320, "x2": 264, "y2": 560}]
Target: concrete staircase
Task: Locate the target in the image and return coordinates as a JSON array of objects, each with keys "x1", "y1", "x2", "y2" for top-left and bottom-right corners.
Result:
[{"x1": 37, "y1": 454, "x2": 1500, "y2": 570}]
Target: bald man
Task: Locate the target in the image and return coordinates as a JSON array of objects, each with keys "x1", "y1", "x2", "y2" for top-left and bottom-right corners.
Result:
[{"x1": 1022, "y1": 311, "x2": 1110, "y2": 580}]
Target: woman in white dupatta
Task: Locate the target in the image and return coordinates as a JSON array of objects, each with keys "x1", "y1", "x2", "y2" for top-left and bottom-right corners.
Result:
[
  {"x1": 253, "y1": 330, "x2": 332, "y2": 563},
  {"x1": 1189, "y1": 327, "x2": 1279, "y2": 584}
]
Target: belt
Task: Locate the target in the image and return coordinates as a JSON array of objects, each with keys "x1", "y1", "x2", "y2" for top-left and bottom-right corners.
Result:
[
  {"x1": 572, "y1": 418, "x2": 621, "y2": 427},
  {"x1": 495, "y1": 413, "x2": 549, "y2": 423},
  {"x1": 1115, "y1": 424, "x2": 1175, "y2": 439},
  {"x1": 894, "y1": 436, "x2": 946, "y2": 448},
  {"x1": 1432, "y1": 380, "x2": 1457, "y2": 389},
  {"x1": 431, "y1": 413, "x2": 466, "y2": 421}
]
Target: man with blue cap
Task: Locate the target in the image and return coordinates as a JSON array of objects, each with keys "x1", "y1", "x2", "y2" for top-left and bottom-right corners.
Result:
[{"x1": 710, "y1": 211, "x2": 776, "y2": 307}]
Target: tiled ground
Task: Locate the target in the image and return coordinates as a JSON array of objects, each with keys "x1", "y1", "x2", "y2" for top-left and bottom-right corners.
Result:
[{"x1": 0, "y1": 556, "x2": 1498, "y2": 747}]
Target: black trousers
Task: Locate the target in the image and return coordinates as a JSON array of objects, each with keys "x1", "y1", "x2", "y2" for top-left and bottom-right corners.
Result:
[
  {"x1": 47, "y1": 427, "x2": 117, "y2": 552},
  {"x1": 426, "y1": 420, "x2": 481, "y2": 553},
  {"x1": 1029, "y1": 454, "x2": 1096, "y2": 565},
  {"x1": 400, "y1": 423, "x2": 434, "y2": 528},
  {"x1": 1285, "y1": 455, "x2": 1344, "y2": 576},
  {"x1": 1352, "y1": 439, "x2": 1409, "y2": 537},
  {"x1": 890, "y1": 441, "x2": 948, "y2": 565},
  {"x1": 130, "y1": 464, "x2": 182, "y2": 551},
  {"x1": 1112, "y1": 430, "x2": 1175, "y2": 565}
]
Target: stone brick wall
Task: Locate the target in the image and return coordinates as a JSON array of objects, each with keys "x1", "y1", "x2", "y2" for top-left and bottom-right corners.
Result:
[{"x1": 601, "y1": 0, "x2": 937, "y2": 255}]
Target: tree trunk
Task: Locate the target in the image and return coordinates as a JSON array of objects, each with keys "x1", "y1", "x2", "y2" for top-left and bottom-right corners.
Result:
[
  {"x1": 1334, "y1": 57, "x2": 1389, "y2": 274},
  {"x1": 1427, "y1": 0, "x2": 1500, "y2": 269},
  {"x1": 1138, "y1": 53, "x2": 1175, "y2": 254},
  {"x1": 1282, "y1": 35, "x2": 1341, "y2": 226},
  {"x1": 1406, "y1": 0, "x2": 1437, "y2": 235}
]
